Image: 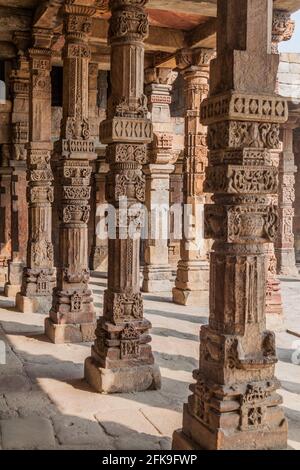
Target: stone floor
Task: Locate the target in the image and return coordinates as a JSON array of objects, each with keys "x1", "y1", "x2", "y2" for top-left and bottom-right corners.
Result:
[{"x1": 0, "y1": 274, "x2": 299, "y2": 450}]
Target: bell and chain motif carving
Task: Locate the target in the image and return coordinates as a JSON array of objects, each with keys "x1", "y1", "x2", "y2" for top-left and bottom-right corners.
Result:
[
  {"x1": 46, "y1": 3, "x2": 96, "y2": 342},
  {"x1": 17, "y1": 32, "x2": 56, "y2": 313},
  {"x1": 173, "y1": 0, "x2": 288, "y2": 451},
  {"x1": 85, "y1": 0, "x2": 161, "y2": 394}
]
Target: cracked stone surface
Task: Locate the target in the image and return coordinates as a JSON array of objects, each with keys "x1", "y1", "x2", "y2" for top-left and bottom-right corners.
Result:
[{"x1": 0, "y1": 275, "x2": 299, "y2": 450}]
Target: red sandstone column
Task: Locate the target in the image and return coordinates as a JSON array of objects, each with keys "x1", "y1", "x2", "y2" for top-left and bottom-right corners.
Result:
[
  {"x1": 45, "y1": 2, "x2": 99, "y2": 343},
  {"x1": 142, "y1": 67, "x2": 177, "y2": 293},
  {"x1": 173, "y1": 0, "x2": 288, "y2": 450},
  {"x1": 275, "y1": 119, "x2": 299, "y2": 277},
  {"x1": 16, "y1": 30, "x2": 55, "y2": 314},
  {"x1": 90, "y1": 69, "x2": 109, "y2": 273},
  {"x1": 172, "y1": 48, "x2": 214, "y2": 307},
  {"x1": 85, "y1": 0, "x2": 161, "y2": 394},
  {"x1": 4, "y1": 53, "x2": 29, "y2": 298},
  {"x1": 0, "y1": 144, "x2": 12, "y2": 284},
  {"x1": 294, "y1": 128, "x2": 300, "y2": 267}
]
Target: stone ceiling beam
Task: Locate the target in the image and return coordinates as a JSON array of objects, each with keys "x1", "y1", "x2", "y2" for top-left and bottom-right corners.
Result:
[
  {"x1": 148, "y1": 0, "x2": 217, "y2": 17},
  {"x1": 185, "y1": 17, "x2": 216, "y2": 48},
  {"x1": 33, "y1": 0, "x2": 64, "y2": 30},
  {"x1": 91, "y1": 18, "x2": 186, "y2": 53}
]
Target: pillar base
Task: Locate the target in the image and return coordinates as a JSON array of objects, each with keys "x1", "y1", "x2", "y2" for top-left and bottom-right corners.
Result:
[
  {"x1": 172, "y1": 403, "x2": 288, "y2": 450},
  {"x1": 16, "y1": 293, "x2": 52, "y2": 314},
  {"x1": 173, "y1": 260, "x2": 209, "y2": 306},
  {"x1": 172, "y1": 430, "x2": 202, "y2": 450},
  {"x1": 172, "y1": 288, "x2": 209, "y2": 307},
  {"x1": 4, "y1": 284, "x2": 21, "y2": 298},
  {"x1": 142, "y1": 265, "x2": 172, "y2": 293},
  {"x1": 45, "y1": 317, "x2": 96, "y2": 344},
  {"x1": 84, "y1": 356, "x2": 161, "y2": 394}
]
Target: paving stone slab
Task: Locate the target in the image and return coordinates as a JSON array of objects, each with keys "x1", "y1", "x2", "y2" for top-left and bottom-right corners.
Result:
[
  {"x1": 4, "y1": 391, "x2": 57, "y2": 418},
  {"x1": 95, "y1": 408, "x2": 160, "y2": 437},
  {"x1": 0, "y1": 374, "x2": 32, "y2": 393},
  {"x1": 1, "y1": 417, "x2": 56, "y2": 449},
  {"x1": 52, "y1": 414, "x2": 112, "y2": 447}
]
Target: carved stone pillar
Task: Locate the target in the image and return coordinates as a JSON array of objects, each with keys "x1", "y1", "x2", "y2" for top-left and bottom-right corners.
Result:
[
  {"x1": 168, "y1": 152, "x2": 184, "y2": 271},
  {"x1": 265, "y1": 151, "x2": 283, "y2": 322},
  {"x1": 275, "y1": 119, "x2": 299, "y2": 277},
  {"x1": 90, "y1": 152, "x2": 109, "y2": 272},
  {"x1": 0, "y1": 144, "x2": 12, "y2": 284},
  {"x1": 294, "y1": 128, "x2": 300, "y2": 268},
  {"x1": 85, "y1": 0, "x2": 161, "y2": 394},
  {"x1": 172, "y1": 48, "x2": 214, "y2": 307},
  {"x1": 45, "y1": 3, "x2": 97, "y2": 343},
  {"x1": 16, "y1": 31, "x2": 55, "y2": 314},
  {"x1": 90, "y1": 70, "x2": 109, "y2": 272},
  {"x1": 4, "y1": 54, "x2": 29, "y2": 297},
  {"x1": 142, "y1": 67, "x2": 177, "y2": 293},
  {"x1": 173, "y1": 0, "x2": 288, "y2": 450}
]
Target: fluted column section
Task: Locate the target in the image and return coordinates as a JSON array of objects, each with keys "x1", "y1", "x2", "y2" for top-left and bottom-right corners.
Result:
[
  {"x1": 16, "y1": 31, "x2": 55, "y2": 314},
  {"x1": 172, "y1": 48, "x2": 214, "y2": 307},
  {"x1": 173, "y1": 0, "x2": 288, "y2": 450},
  {"x1": 85, "y1": 0, "x2": 161, "y2": 394},
  {"x1": 45, "y1": 3, "x2": 97, "y2": 343}
]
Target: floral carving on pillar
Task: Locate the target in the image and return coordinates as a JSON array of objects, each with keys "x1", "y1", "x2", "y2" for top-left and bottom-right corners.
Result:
[
  {"x1": 172, "y1": 47, "x2": 215, "y2": 307},
  {"x1": 173, "y1": 0, "x2": 288, "y2": 451},
  {"x1": 45, "y1": 3, "x2": 98, "y2": 343},
  {"x1": 85, "y1": 0, "x2": 161, "y2": 394}
]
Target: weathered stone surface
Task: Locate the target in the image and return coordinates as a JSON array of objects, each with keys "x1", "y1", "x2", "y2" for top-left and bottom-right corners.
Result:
[{"x1": 0, "y1": 417, "x2": 56, "y2": 450}]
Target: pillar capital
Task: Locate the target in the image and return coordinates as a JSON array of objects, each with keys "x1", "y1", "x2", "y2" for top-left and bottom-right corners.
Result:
[
  {"x1": 272, "y1": 9, "x2": 295, "y2": 53},
  {"x1": 176, "y1": 47, "x2": 215, "y2": 72},
  {"x1": 144, "y1": 67, "x2": 178, "y2": 86}
]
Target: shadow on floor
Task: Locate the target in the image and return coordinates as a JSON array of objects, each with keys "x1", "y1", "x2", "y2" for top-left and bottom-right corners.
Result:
[
  {"x1": 151, "y1": 327, "x2": 198, "y2": 342},
  {"x1": 146, "y1": 309, "x2": 208, "y2": 325}
]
